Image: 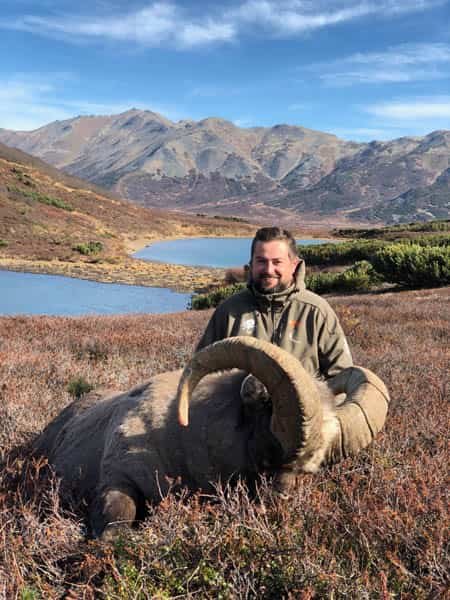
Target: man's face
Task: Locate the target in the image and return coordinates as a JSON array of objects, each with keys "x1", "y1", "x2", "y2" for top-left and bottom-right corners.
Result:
[{"x1": 250, "y1": 240, "x2": 299, "y2": 293}]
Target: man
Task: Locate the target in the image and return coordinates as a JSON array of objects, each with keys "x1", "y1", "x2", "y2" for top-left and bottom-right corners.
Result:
[{"x1": 197, "y1": 226, "x2": 352, "y2": 379}]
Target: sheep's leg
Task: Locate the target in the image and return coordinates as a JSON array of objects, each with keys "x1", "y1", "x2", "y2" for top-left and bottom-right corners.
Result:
[{"x1": 91, "y1": 488, "x2": 138, "y2": 542}]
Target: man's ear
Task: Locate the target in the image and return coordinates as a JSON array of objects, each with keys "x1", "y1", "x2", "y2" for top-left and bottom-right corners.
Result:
[{"x1": 244, "y1": 263, "x2": 251, "y2": 282}]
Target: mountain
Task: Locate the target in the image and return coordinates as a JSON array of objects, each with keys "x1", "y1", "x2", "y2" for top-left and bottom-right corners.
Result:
[
  {"x1": 0, "y1": 141, "x2": 255, "y2": 265},
  {"x1": 1, "y1": 109, "x2": 449, "y2": 224}
]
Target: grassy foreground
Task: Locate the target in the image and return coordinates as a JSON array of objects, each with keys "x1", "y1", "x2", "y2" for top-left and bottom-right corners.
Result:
[{"x1": 0, "y1": 287, "x2": 449, "y2": 598}]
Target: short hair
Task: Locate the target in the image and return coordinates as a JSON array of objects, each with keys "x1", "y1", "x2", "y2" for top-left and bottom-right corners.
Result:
[{"x1": 250, "y1": 227, "x2": 298, "y2": 260}]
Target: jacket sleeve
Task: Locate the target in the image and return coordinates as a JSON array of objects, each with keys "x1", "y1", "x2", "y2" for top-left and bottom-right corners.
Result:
[
  {"x1": 196, "y1": 307, "x2": 226, "y2": 351},
  {"x1": 317, "y1": 308, "x2": 353, "y2": 379}
]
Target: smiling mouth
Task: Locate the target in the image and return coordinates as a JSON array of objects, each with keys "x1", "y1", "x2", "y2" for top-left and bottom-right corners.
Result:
[{"x1": 260, "y1": 276, "x2": 279, "y2": 285}]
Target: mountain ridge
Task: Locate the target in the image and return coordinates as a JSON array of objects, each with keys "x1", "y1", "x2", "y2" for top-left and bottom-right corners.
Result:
[{"x1": 1, "y1": 109, "x2": 449, "y2": 224}]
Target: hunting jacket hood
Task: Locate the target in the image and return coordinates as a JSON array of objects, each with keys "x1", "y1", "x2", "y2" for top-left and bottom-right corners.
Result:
[{"x1": 197, "y1": 260, "x2": 353, "y2": 379}]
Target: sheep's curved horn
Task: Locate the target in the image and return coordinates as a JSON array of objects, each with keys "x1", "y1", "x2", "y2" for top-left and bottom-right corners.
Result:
[
  {"x1": 325, "y1": 366, "x2": 390, "y2": 463},
  {"x1": 177, "y1": 336, "x2": 324, "y2": 462}
]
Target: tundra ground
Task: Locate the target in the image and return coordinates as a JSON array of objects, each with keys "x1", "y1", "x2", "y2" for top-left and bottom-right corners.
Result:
[{"x1": 0, "y1": 287, "x2": 448, "y2": 598}]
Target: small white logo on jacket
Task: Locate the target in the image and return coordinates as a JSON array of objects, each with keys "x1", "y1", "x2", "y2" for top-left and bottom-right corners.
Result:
[{"x1": 240, "y1": 318, "x2": 256, "y2": 334}]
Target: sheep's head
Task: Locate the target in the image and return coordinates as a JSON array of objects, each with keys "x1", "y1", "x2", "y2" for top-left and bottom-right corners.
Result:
[
  {"x1": 177, "y1": 336, "x2": 390, "y2": 479},
  {"x1": 177, "y1": 337, "x2": 325, "y2": 468}
]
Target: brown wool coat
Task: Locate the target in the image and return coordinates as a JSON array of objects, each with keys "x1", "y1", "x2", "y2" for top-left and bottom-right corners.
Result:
[{"x1": 197, "y1": 260, "x2": 353, "y2": 379}]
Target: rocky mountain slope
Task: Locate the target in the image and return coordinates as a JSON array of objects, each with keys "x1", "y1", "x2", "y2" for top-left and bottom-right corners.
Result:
[{"x1": 1, "y1": 109, "x2": 449, "y2": 224}]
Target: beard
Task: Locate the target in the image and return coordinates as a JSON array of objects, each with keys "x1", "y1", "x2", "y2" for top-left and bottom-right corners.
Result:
[{"x1": 251, "y1": 274, "x2": 291, "y2": 294}]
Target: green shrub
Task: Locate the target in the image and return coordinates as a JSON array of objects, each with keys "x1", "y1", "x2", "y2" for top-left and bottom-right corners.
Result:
[
  {"x1": 36, "y1": 193, "x2": 73, "y2": 211},
  {"x1": 73, "y1": 241, "x2": 104, "y2": 256},
  {"x1": 8, "y1": 185, "x2": 73, "y2": 211},
  {"x1": 298, "y1": 233, "x2": 450, "y2": 268},
  {"x1": 298, "y1": 240, "x2": 388, "y2": 267},
  {"x1": 190, "y1": 262, "x2": 381, "y2": 309},
  {"x1": 67, "y1": 376, "x2": 93, "y2": 399},
  {"x1": 189, "y1": 283, "x2": 246, "y2": 310},
  {"x1": 0, "y1": 239, "x2": 8, "y2": 248},
  {"x1": 405, "y1": 234, "x2": 450, "y2": 247},
  {"x1": 372, "y1": 244, "x2": 450, "y2": 288},
  {"x1": 20, "y1": 588, "x2": 40, "y2": 600},
  {"x1": 334, "y1": 219, "x2": 450, "y2": 238},
  {"x1": 307, "y1": 261, "x2": 382, "y2": 294}
]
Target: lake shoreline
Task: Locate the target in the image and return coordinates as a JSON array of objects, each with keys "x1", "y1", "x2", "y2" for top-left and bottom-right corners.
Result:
[
  {"x1": 0, "y1": 233, "x2": 338, "y2": 292},
  {"x1": 0, "y1": 256, "x2": 225, "y2": 292}
]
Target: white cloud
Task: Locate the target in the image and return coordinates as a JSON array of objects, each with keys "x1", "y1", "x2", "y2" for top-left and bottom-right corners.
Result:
[
  {"x1": 366, "y1": 97, "x2": 450, "y2": 119},
  {"x1": 228, "y1": 0, "x2": 445, "y2": 35},
  {"x1": 0, "y1": 77, "x2": 71, "y2": 130},
  {"x1": 0, "y1": 75, "x2": 183, "y2": 131},
  {"x1": 1, "y1": 0, "x2": 445, "y2": 47},
  {"x1": 312, "y1": 43, "x2": 450, "y2": 85},
  {"x1": 4, "y1": 2, "x2": 236, "y2": 48},
  {"x1": 176, "y1": 20, "x2": 235, "y2": 47}
]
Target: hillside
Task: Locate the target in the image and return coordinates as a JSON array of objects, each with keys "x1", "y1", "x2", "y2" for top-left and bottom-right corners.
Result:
[
  {"x1": 1, "y1": 286, "x2": 448, "y2": 597},
  {"x1": 1, "y1": 110, "x2": 449, "y2": 225},
  {"x1": 0, "y1": 143, "x2": 257, "y2": 290}
]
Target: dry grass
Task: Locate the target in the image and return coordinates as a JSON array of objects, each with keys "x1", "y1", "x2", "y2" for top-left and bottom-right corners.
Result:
[{"x1": 0, "y1": 288, "x2": 448, "y2": 598}]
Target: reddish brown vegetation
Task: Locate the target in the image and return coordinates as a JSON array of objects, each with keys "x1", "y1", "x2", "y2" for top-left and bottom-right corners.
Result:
[
  {"x1": 0, "y1": 288, "x2": 448, "y2": 597},
  {"x1": 0, "y1": 155, "x2": 254, "y2": 265}
]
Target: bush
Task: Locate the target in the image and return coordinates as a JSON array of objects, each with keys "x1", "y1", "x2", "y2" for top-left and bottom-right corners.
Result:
[
  {"x1": 9, "y1": 186, "x2": 74, "y2": 211},
  {"x1": 298, "y1": 234, "x2": 450, "y2": 268},
  {"x1": 67, "y1": 376, "x2": 93, "y2": 399},
  {"x1": 190, "y1": 283, "x2": 246, "y2": 310},
  {"x1": 298, "y1": 240, "x2": 388, "y2": 267},
  {"x1": 372, "y1": 244, "x2": 450, "y2": 288},
  {"x1": 189, "y1": 263, "x2": 382, "y2": 309},
  {"x1": 73, "y1": 241, "x2": 104, "y2": 256},
  {"x1": 307, "y1": 261, "x2": 382, "y2": 295},
  {"x1": 406, "y1": 233, "x2": 450, "y2": 247},
  {"x1": 334, "y1": 219, "x2": 450, "y2": 238},
  {"x1": 0, "y1": 239, "x2": 8, "y2": 248}
]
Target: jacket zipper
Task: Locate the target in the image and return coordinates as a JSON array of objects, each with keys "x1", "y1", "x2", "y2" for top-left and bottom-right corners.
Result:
[{"x1": 270, "y1": 302, "x2": 286, "y2": 344}]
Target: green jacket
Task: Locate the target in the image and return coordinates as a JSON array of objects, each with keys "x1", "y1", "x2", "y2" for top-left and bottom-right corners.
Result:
[{"x1": 197, "y1": 260, "x2": 353, "y2": 379}]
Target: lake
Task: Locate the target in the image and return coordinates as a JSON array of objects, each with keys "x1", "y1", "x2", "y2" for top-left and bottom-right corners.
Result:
[
  {"x1": 1, "y1": 237, "x2": 327, "y2": 316},
  {"x1": 0, "y1": 270, "x2": 190, "y2": 317},
  {"x1": 134, "y1": 237, "x2": 326, "y2": 267}
]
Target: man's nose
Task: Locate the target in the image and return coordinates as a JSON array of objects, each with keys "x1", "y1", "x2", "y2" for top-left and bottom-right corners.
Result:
[{"x1": 266, "y1": 261, "x2": 276, "y2": 274}]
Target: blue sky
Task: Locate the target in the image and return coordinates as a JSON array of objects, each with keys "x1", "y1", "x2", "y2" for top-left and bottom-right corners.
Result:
[{"x1": 1, "y1": 0, "x2": 450, "y2": 140}]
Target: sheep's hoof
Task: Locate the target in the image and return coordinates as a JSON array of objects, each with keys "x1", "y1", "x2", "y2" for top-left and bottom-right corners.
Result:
[
  {"x1": 100, "y1": 521, "x2": 132, "y2": 543},
  {"x1": 272, "y1": 469, "x2": 299, "y2": 499},
  {"x1": 91, "y1": 488, "x2": 137, "y2": 541}
]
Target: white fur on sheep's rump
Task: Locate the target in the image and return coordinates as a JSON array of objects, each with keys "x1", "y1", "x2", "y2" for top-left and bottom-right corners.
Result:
[{"x1": 33, "y1": 337, "x2": 389, "y2": 542}]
